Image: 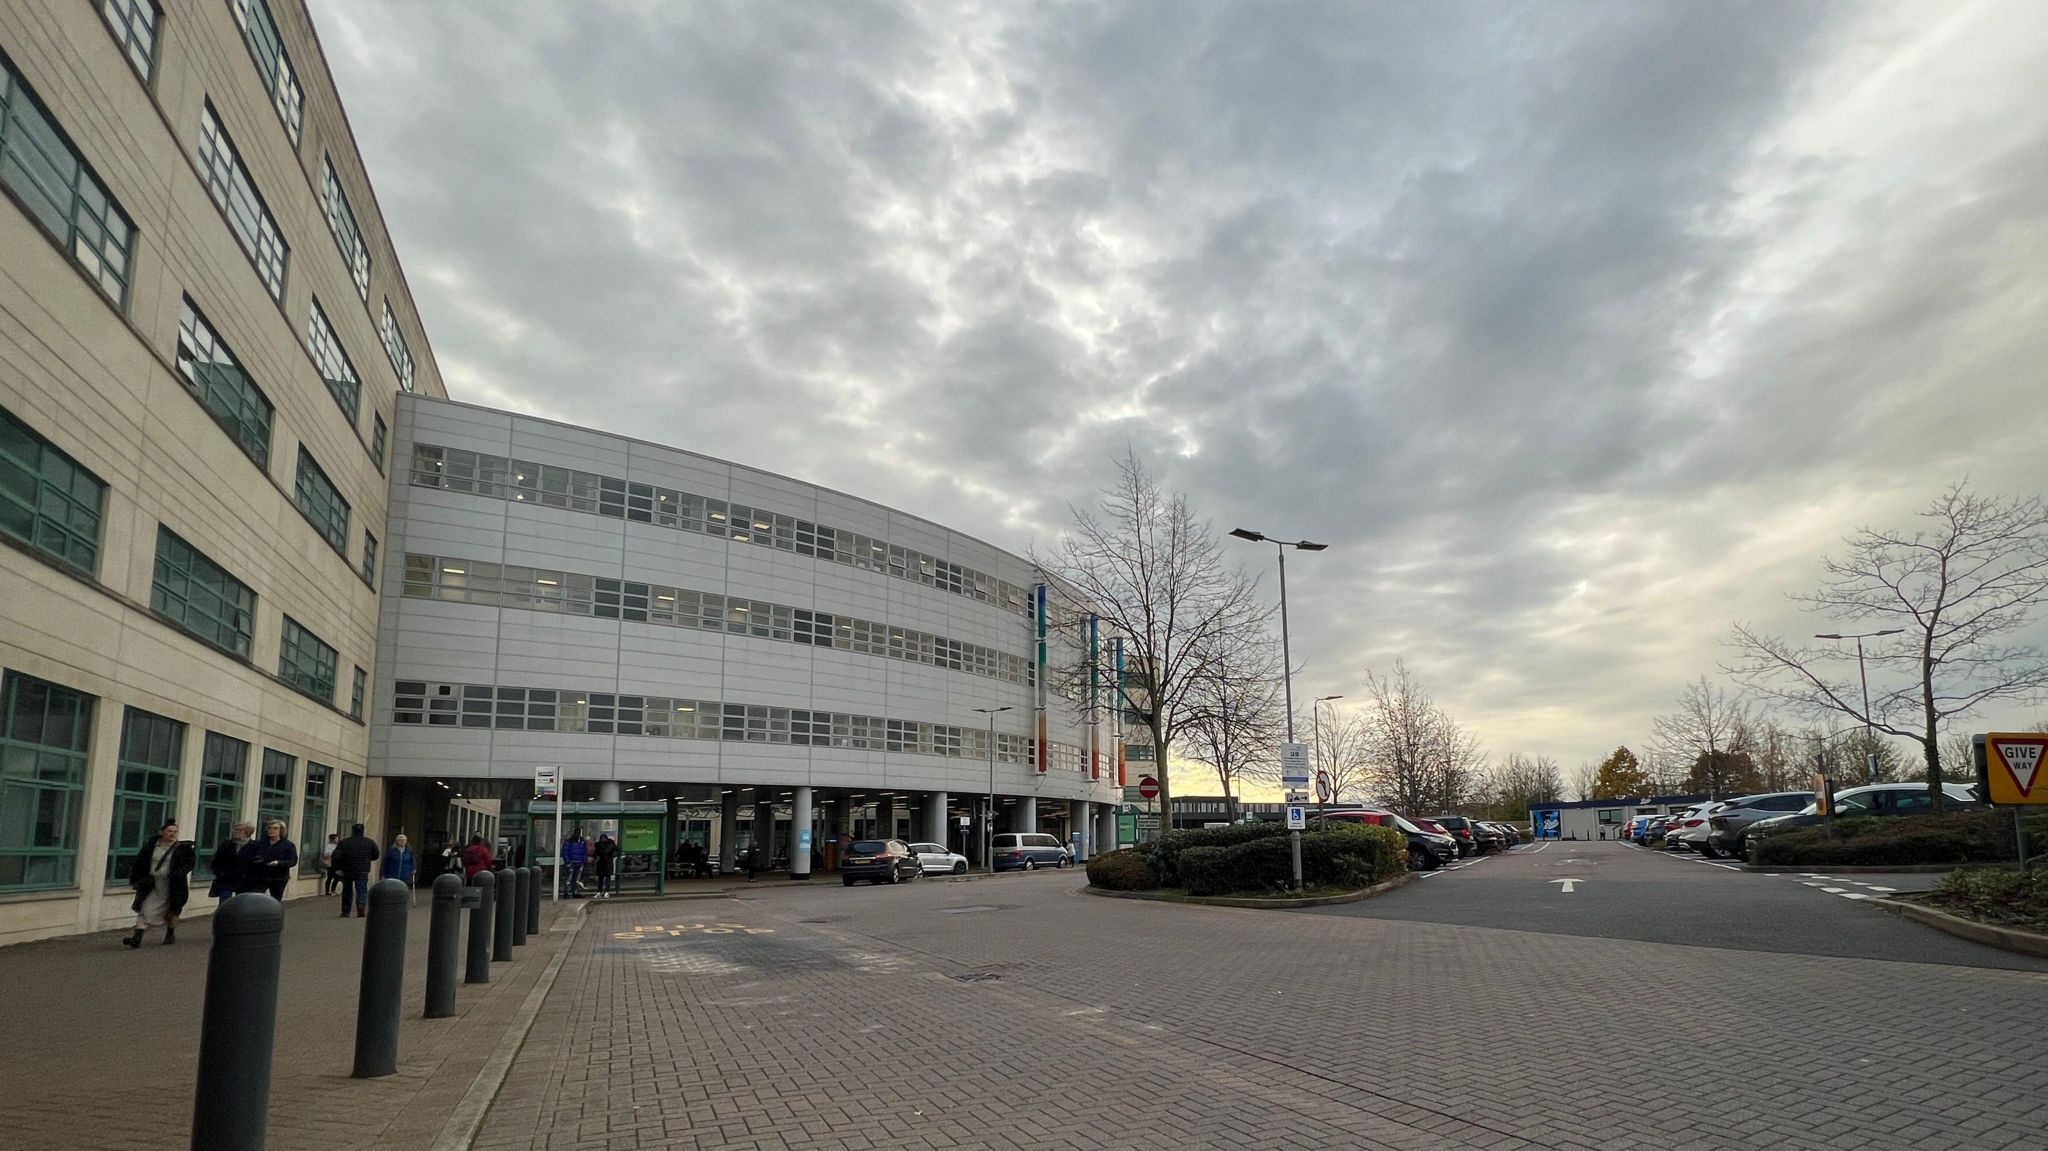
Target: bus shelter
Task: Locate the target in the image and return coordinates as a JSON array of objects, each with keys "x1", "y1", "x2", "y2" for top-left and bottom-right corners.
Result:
[{"x1": 532, "y1": 800, "x2": 671, "y2": 895}]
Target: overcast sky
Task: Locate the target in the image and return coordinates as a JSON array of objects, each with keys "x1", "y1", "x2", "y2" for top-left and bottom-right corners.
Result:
[{"x1": 314, "y1": 1, "x2": 2048, "y2": 775}]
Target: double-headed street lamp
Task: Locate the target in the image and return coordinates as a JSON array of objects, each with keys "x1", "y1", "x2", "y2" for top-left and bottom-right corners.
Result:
[
  {"x1": 1228, "y1": 527, "x2": 1328, "y2": 890},
  {"x1": 1815, "y1": 629, "x2": 1903, "y2": 784},
  {"x1": 972, "y1": 706, "x2": 1012, "y2": 872},
  {"x1": 1312, "y1": 695, "x2": 1344, "y2": 814}
]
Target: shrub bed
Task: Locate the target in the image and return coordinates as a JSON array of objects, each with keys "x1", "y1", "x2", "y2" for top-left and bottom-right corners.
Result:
[
  {"x1": 1149, "y1": 822, "x2": 1290, "y2": 888},
  {"x1": 1180, "y1": 825, "x2": 1406, "y2": 897},
  {"x1": 1084, "y1": 848, "x2": 1159, "y2": 891},
  {"x1": 1927, "y1": 867, "x2": 2048, "y2": 935},
  {"x1": 1750, "y1": 811, "x2": 2048, "y2": 867}
]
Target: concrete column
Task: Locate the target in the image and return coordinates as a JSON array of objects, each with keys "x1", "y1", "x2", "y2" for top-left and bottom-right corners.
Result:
[
  {"x1": 1098, "y1": 805, "x2": 1117, "y2": 854},
  {"x1": 1073, "y1": 800, "x2": 1091, "y2": 861},
  {"x1": 718, "y1": 792, "x2": 739, "y2": 874},
  {"x1": 877, "y1": 796, "x2": 896, "y2": 841},
  {"x1": 598, "y1": 781, "x2": 621, "y2": 803},
  {"x1": 1018, "y1": 796, "x2": 1037, "y2": 834},
  {"x1": 791, "y1": 787, "x2": 813, "y2": 878},
  {"x1": 926, "y1": 791, "x2": 948, "y2": 845},
  {"x1": 752, "y1": 800, "x2": 773, "y2": 868}
]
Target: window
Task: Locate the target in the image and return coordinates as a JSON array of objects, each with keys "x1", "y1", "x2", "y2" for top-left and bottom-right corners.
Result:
[
  {"x1": 196, "y1": 103, "x2": 286, "y2": 299},
  {"x1": 293, "y1": 448, "x2": 349, "y2": 553},
  {"x1": 0, "y1": 54, "x2": 137, "y2": 305},
  {"x1": 258, "y1": 748, "x2": 294, "y2": 828},
  {"x1": 98, "y1": 0, "x2": 160, "y2": 80},
  {"x1": 229, "y1": 0, "x2": 302, "y2": 144},
  {"x1": 360, "y1": 530, "x2": 377, "y2": 587},
  {"x1": 379, "y1": 301, "x2": 414, "y2": 391},
  {"x1": 0, "y1": 671, "x2": 93, "y2": 891},
  {"x1": 193, "y1": 732, "x2": 247, "y2": 880},
  {"x1": 319, "y1": 158, "x2": 370, "y2": 299},
  {"x1": 337, "y1": 771, "x2": 360, "y2": 827},
  {"x1": 370, "y1": 415, "x2": 387, "y2": 472},
  {"x1": 307, "y1": 298, "x2": 360, "y2": 426},
  {"x1": 349, "y1": 667, "x2": 365, "y2": 721},
  {"x1": 151, "y1": 527, "x2": 255, "y2": 658},
  {"x1": 278, "y1": 616, "x2": 337, "y2": 704},
  {"x1": 173, "y1": 298, "x2": 275, "y2": 467},
  {"x1": 1597, "y1": 809, "x2": 1622, "y2": 824},
  {"x1": 299, "y1": 762, "x2": 328, "y2": 873},
  {"x1": 0, "y1": 405, "x2": 106, "y2": 577},
  {"x1": 108, "y1": 708, "x2": 183, "y2": 882}
]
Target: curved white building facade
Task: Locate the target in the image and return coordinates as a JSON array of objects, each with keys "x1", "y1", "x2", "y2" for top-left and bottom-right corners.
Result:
[{"x1": 373, "y1": 394, "x2": 1120, "y2": 876}]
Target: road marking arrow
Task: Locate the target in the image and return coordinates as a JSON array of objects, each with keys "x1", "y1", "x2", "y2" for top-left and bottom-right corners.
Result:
[{"x1": 1550, "y1": 878, "x2": 1583, "y2": 893}]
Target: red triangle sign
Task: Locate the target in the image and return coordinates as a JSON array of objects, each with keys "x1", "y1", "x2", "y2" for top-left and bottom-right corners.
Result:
[{"x1": 1991, "y1": 738, "x2": 2046, "y2": 797}]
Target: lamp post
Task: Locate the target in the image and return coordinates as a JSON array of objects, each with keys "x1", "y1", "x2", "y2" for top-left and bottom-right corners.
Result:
[
  {"x1": 1229, "y1": 527, "x2": 1328, "y2": 891},
  {"x1": 1815, "y1": 629, "x2": 1903, "y2": 784},
  {"x1": 1312, "y1": 695, "x2": 1344, "y2": 815},
  {"x1": 972, "y1": 706, "x2": 1012, "y2": 873}
]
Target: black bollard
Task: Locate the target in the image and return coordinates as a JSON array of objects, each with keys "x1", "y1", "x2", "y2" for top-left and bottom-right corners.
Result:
[
  {"x1": 426, "y1": 873, "x2": 465, "y2": 1018},
  {"x1": 526, "y1": 863, "x2": 542, "y2": 936},
  {"x1": 466, "y1": 869, "x2": 494, "y2": 985},
  {"x1": 352, "y1": 879, "x2": 409, "y2": 1078},
  {"x1": 511, "y1": 865, "x2": 530, "y2": 946},
  {"x1": 492, "y1": 866, "x2": 515, "y2": 961},
  {"x1": 191, "y1": 893, "x2": 283, "y2": 1151}
]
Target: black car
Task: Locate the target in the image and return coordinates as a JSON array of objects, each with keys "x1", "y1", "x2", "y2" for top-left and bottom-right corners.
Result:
[
  {"x1": 1430, "y1": 816, "x2": 1482, "y2": 857},
  {"x1": 1467, "y1": 822, "x2": 1506, "y2": 853},
  {"x1": 840, "y1": 839, "x2": 923, "y2": 886},
  {"x1": 1313, "y1": 810, "x2": 1459, "y2": 871}
]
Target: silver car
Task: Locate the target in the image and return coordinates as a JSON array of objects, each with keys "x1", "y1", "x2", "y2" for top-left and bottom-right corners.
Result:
[{"x1": 1702, "y1": 791, "x2": 1816, "y2": 859}]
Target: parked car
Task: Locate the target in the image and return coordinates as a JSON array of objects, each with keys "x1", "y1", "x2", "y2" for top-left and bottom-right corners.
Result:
[
  {"x1": 840, "y1": 839, "x2": 923, "y2": 886},
  {"x1": 1703, "y1": 791, "x2": 1817, "y2": 859},
  {"x1": 1315, "y1": 809, "x2": 1458, "y2": 871},
  {"x1": 1430, "y1": 816, "x2": 1482, "y2": 857},
  {"x1": 992, "y1": 832, "x2": 1072, "y2": 872},
  {"x1": 1622, "y1": 815, "x2": 1657, "y2": 843},
  {"x1": 1492, "y1": 822, "x2": 1523, "y2": 847},
  {"x1": 1411, "y1": 817, "x2": 1451, "y2": 837},
  {"x1": 1672, "y1": 802, "x2": 1731, "y2": 852},
  {"x1": 1468, "y1": 821, "x2": 1507, "y2": 853},
  {"x1": 1742, "y1": 782, "x2": 1985, "y2": 856},
  {"x1": 910, "y1": 842, "x2": 969, "y2": 875},
  {"x1": 1661, "y1": 808, "x2": 1707, "y2": 849}
]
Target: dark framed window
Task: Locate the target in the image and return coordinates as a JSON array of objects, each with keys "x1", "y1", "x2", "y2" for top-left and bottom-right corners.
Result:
[
  {"x1": 258, "y1": 748, "x2": 294, "y2": 828},
  {"x1": 0, "y1": 671, "x2": 94, "y2": 891},
  {"x1": 337, "y1": 771, "x2": 360, "y2": 827},
  {"x1": 195, "y1": 101, "x2": 286, "y2": 299},
  {"x1": 108, "y1": 707, "x2": 183, "y2": 882},
  {"x1": 319, "y1": 158, "x2": 370, "y2": 299},
  {"x1": 0, "y1": 405, "x2": 106, "y2": 577},
  {"x1": 370, "y1": 414, "x2": 387, "y2": 473},
  {"x1": 349, "y1": 667, "x2": 365, "y2": 721},
  {"x1": 379, "y1": 300, "x2": 414, "y2": 391},
  {"x1": 278, "y1": 616, "x2": 337, "y2": 704},
  {"x1": 1, "y1": 53, "x2": 136, "y2": 306},
  {"x1": 229, "y1": 0, "x2": 302, "y2": 144},
  {"x1": 175, "y1": 297, "x2": 274, "y2": 467},
  {"x1": 97, "y1": 0, "x2": 161, "y2": 81},
  {"x1": 298, "y1": 762, "x2": 328, "y2": 873},
  {"x1": 307, "y1": 297, "x2": 361, "y2": 426},
  {"x1": 192, "y1": 731, "x2": 248, "y2": 879},
  {"x1": 292, "y1": 448, "x2": 349, "y2": 553},
  {"x1": 360, "y1": 530, "x2": 377, "y2": 588},
  {"x1": 151, "y1": 527, "x2": 255, "y2": 658}
]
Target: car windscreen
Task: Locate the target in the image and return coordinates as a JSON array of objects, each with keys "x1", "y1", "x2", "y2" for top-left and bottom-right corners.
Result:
[
  {"x1": 1393, "y1": 816, "x2": 1428, "y2": 835},
  {"x1": 849, "y1": 841, "x2": 889, "y2": 855}
]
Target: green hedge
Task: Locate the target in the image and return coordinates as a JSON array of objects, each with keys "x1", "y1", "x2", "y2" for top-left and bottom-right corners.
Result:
[
  {"x1": 1084, "y1": 848, "x2": 1159, "y2": 891},
  {"x1": 1928, "y1": 867, "x2": 2048, "y2": 934},
  {"x1": 1180, "y1": 825, "x2": 1407, "y2": 897},
  {"x1": 1750, "y1": 811, "x2": 2048, "y2": 867},
  {"x1": 1149, "y1": 822, "x2": 1291, "y2": 888}
]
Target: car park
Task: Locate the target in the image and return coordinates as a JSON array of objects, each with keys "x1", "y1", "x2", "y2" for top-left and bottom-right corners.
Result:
[
  {"x1": 1315, "y1": 809, "x2": 1459, "y2": 871},
  {"x1": 1741, "y1": 782, "x2": 1985, "y2": 855},
  {"x1": 1702, "y1": 791, "x2": 1816, "y2": 859},
  {"x1": 910, "y1": 842, "x2": 969, "y2": 875},
  {"x1": 840, "y1": 839, "x2": 924, "y2": 885},
  {"x1": 992, "y1": 832, "x2": 1072, "y2": 871}
]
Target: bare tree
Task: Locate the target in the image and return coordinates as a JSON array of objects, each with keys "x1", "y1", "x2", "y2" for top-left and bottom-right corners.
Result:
[
  {"x1": 1360, "y1": 660, "x2": 1485, "y2": 812},
  {"x1": 1034, "y1": 449, "x2": 1270, "y2": 819},
  {"x1": 1485, "y1": 753, "x2": 1563, "y2": 820},
  {"x1": 1730, "y1": 483, "x2": 2048, "y2": 812},
  {"x1": 1650, "y1": 677, "x2": 1754, "y2": 798},
  {"x1": 1569, "y1": 761, "x2": 1598, "y2": 802},
  {"x1": 1313, "y1": 707, "x2": 1375, "y2": 806},
  {"x1": 1177, "y1": 627, "x2": 1285, "y2": 822}
]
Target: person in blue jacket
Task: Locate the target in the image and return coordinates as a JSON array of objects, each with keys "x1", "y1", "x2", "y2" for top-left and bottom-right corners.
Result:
[
  {"x1": 382, "y1": 833, "x2": 418, "y2": 904},
  {"x1": 560, "y1": 831, "x2": 590, "y2": 897}
]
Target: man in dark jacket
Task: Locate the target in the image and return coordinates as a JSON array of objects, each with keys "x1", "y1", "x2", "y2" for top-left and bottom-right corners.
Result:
[
  {"x1": 592, "y1": 833, "x2": 620, "y2": 898},
  {"x1": 332, "y1": 823, "x2": 380, "y2": 918}
]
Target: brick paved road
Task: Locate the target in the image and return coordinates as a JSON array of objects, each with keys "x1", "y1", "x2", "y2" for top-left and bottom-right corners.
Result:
[{"x1": 474, "y1": 854, "x2": 2048, "y2": 1151}]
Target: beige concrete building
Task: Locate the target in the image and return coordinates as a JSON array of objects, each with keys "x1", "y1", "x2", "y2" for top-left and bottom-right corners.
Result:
[{"x1": 0, "y1": 0, "x2": 443, "y2": 944}]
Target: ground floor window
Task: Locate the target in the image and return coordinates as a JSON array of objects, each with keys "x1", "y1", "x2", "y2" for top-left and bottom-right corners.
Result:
[
  {"x1": 109, "y1": 708, "x2": 185, "y2": 882},
  {"x1": 259, "y1": 749, "x2": 295, "y2": 829},
  {"x1": 193, "y1": 731, "x2": 248, "y2": 879},
  {"x1": 299, "y1": 763, "x2": 329, "y2": 874},
  {"x1": 337, "y1": 770, "x2": 361, "y2": 830},
  {"x1": 0, "y1": 671, "x2": 94, "y2": 891}
]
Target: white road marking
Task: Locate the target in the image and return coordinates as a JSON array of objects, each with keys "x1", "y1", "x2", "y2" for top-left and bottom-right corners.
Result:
[
  {"x1": 1866, "y1": 885, "x2": 1897, "y2": 893},
  {"x1": 1800, "y1": 881, "x2": 1824, "y2": 887},
  {"x1": 1822, "y1": 887, "x2": 1848, "y2": 894}
]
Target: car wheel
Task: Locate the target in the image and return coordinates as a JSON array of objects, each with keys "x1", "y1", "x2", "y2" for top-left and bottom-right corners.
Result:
[
  {"x1": 1056, "y1": 857, "x2": 1068, "y2": 870},
  {"x1": 1408, "y1": 847, "x2": 1425, "y2": 871},
  {"x1": 953, "y1": 861, "x2": 967, "y2": 875},
  {"x1": 1699, "y1": 841, "x2": 1722, "y2": 859},
  {"x1": 889, "y1": 865, "x2": 901, "y2": 885},
  {"x1": 843, "y1": 876, "x2": 855, "y2": 887},
  {"x1": 1024, "y1": 859, "x2": 1037, "y2": 872}
]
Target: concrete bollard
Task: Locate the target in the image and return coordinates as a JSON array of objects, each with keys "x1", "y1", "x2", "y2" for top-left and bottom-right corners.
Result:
[
  {"x1": 493, "y1": 866, "x2": 515, "y2": 961},
  {"x1": 511, "y1": 866, "x2": 530, "y2": 946},
  {"x1": 426, "y1": 873, "x2": 467, "y2": 1018},
  {"x1": 526, "y1": 863, "x2": 542, "y2": 936},
  {"x1": 466, "y1": 869, "x2": 495, "y2": 985},
  {"x1": 190, "y1": 893, "x2": 283, "y2": 1151},
  {"x1": 352, "y1": 879, "x2": 409, "y2": 1078}
]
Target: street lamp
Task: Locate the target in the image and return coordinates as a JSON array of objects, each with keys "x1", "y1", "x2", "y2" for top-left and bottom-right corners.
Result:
[
  {"x1": 1815, "y1": 629, "x2": 1903, "y2": 784},
  {"x1": 972, "y1": 706, "x2": 1012, "y2": 873},
  {"x1": 1312, "y1": 695, "x2": 1344, "y2": 814},
  {"x1": 1228, "y1": 527, "x2": 1329, "y2": 890}
]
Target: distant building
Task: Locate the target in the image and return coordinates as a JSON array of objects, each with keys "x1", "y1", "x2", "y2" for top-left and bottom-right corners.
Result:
[{"x1": 1528, "y1": 795, "x2": 1710, "y2": 841}]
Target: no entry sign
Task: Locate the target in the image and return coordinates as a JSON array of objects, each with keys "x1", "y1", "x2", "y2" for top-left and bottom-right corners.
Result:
[{"x1": 1138, "y1": 775, "x2": 1160, "y2": 800}]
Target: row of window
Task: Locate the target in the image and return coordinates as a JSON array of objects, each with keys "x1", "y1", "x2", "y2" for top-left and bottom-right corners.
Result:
[
  {"x1": 196, "y1": 100, "x2": 286, "y2": 299},
  {"x1": 401, "y1": 553, "x2": 1037, "y2": 686},
  {"x1": 3, "y1": 406, "x2": 366, "y2": 714},
  {"x1": 0, "y1": 668, "x2": 351, "y2": 893},
  {"x1": 391, "y1": 682, "x2": 1085, "y2": 772},
  {"x1": 408, "y1": 444, "x2": 1032, "y2": 614}
]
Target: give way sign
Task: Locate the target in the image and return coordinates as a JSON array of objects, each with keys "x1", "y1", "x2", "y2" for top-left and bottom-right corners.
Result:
[{"x1": 1985, "y1": 734, "x2": 2048, "y2": 804}]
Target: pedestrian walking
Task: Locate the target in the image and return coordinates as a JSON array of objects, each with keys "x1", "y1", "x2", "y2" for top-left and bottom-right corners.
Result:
[
  {"x1": 381, "y1": 833, "x2": 417, "y2": 905},
  {"x1": 332, "y1": 823, "x2": 380, "y2": 918},
  {"x1": 592, "y1": 833, "x2": 619, "y2": 898},
  {"x1": 320, "y1": 832, "x2": 340, "y2": 894},
  {"x1": 237, "y1": 820, "x2": 297, "y2": 899},
  {"x1": 206, "y1": 821, "x2": 254, "y2": 905},
  {"x1": 560, "y1": 831, "x2": 589, "y2": 896},
  {"x1": 122, "y1": 820, "x2": 195, "y2": 948},
  {"x1": 461, "y1": 834, "x2": 494, "y2": 880}
]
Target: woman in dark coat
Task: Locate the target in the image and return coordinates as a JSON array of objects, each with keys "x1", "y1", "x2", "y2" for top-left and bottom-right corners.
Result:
[
  {"x1": 207, "y1": 821, "x2": 254, "y2": 904},
  {"x1": 236, "y1": 819, "x2": 298, "y2": 899},
  {"x1": 124, "y1": 819, "x2": 196, "y2": 948}
]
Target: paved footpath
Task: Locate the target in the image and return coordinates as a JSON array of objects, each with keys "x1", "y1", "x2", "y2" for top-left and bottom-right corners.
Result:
[
  {"x1": 0, "y1": 885, "x2": 577, "y2": 1151},
  {"x1": 472, "y1": 861, "x2": 2048, "y2": 1151}
]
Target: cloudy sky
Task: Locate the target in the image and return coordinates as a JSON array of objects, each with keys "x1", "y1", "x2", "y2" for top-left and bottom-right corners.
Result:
[{"x1": 313, "y1": 1, "x2": 2048, "y2": 774}]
